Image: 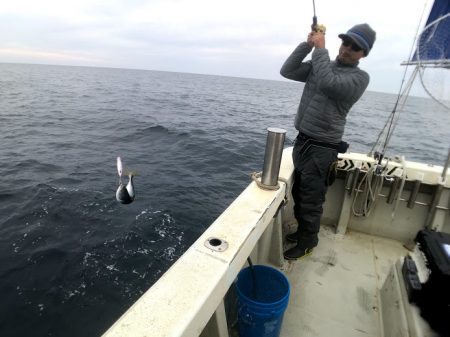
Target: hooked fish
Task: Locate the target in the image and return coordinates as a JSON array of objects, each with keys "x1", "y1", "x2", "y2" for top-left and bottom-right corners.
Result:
[{"x1": 116, "y1": 156, "x2": 135, "y2": 204}]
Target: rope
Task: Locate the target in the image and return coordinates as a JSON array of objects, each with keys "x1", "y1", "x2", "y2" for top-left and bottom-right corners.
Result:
[
  {"x1": 392, "y1": 156, "x2": 407, "y2": 217},
  {"x1": 351, "y1": 167, "x2": 385, "y2": 217}
]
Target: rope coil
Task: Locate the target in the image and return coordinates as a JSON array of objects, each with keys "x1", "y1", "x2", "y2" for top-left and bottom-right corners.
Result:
[{"x1": 351, "y1": 167, "x2": 385, "y2": 217}]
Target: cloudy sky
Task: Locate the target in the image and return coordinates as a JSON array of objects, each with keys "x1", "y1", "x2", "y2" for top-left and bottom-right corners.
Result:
[{"x1": 0, "y1": 0, "x2": 434, "y2": 94}]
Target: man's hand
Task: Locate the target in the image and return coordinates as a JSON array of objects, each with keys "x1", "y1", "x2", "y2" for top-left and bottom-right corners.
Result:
[
  {"x1": 307, "y1": 32, "x2": 315, "y2": 48},
  {"x1": 311, "y1": 32, "x2": 325, "y2": 49}
]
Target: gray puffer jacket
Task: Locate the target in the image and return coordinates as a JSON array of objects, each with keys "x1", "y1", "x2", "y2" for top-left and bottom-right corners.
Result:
[{"x1": 280, "y1": 42, "x2": 369, "y2": 143}]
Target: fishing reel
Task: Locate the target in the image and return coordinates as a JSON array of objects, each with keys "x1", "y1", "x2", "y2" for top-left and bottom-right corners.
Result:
[
  {"x1": 313, "y1": 24, "x2": 326, "y2": 34},
  {"x1": 311, "y1": 15, "x2": 326, "y2": 34}
]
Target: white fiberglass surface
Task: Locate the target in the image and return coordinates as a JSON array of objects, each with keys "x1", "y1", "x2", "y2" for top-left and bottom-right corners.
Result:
[{"x1": 281, "y1": 226, "x2": 407, "y2": 337}]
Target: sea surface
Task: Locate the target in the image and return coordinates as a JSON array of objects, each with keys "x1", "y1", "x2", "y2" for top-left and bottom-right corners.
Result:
[{"x1": 0, "y1": 63, "x2": 449, "y2": 337}]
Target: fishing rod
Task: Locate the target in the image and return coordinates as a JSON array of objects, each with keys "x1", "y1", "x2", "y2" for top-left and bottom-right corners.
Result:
[
  {"x1": 312, "y1": 0, "x2": 317, "y2": 30},
  {"x1": 311, "y1": 0, "x2": 326, "y2": 33}
]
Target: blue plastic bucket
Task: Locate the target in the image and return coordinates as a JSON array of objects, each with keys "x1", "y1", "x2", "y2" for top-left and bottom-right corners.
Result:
[{"x1": 236, "y1": 265, "x2": 290, "y2": 337}]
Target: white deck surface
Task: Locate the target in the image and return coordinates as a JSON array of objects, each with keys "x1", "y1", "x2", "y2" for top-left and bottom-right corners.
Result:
[{"x1": 280, "y1": 225, "x2": 408, "y2": 337}]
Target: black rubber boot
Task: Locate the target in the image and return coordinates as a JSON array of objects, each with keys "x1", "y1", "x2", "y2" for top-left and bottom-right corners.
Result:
[
  {"x1": 286, "y1": 232, "x2": 298, "y2": 243},
  {"x1": 283, "y1": 244, "x2": 314, "y2": 260}
]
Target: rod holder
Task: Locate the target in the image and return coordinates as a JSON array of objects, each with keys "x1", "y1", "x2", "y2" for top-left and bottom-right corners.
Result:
[
  {"x1": 261, "y1": 127, "x2": 286, "y2": 187},
  {"x1": 407, "y1": 180, "x2": 422, "y2": 208},
  {"x1": 349, "y1": 168, "x2": 361, "y2": 195},
  {"x1": 387, "y1": 176, "x2": 400, "y2": 204},
  {"x1": 442, "y1": 148, "x2": 450, "y2": 182}
]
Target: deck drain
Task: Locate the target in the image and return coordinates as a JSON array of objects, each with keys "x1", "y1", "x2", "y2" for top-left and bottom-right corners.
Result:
[{"x1": 204, "y1": 237, "x2": 228, "y2": 252}]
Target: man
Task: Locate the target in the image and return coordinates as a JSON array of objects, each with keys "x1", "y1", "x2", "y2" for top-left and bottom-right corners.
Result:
[{"x1": 280, "y1": 23, "x2": 376, "y2": 259}]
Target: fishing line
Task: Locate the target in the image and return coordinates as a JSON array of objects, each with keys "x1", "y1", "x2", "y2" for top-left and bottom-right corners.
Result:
[{"x1": 370, "y1": 0, "x2": 430, "y2": 158}]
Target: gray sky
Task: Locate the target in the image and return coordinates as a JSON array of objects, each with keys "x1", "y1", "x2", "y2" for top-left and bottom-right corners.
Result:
[{"x1": 0, "y1": 0, "x2": 434, "y2": 94}]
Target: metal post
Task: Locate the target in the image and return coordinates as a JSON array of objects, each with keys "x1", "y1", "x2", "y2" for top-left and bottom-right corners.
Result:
[
  {"x1": 441, "y1": 148, "x2": 450, "y2": 182},
  {"x1": 261, "y1": 127, "x2": 286, "y2": 187}
]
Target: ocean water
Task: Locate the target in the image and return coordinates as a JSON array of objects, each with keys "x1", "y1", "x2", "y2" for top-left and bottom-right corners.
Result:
[{"x1": 0, "y1": 63, "x2": 448, "y2": 337}]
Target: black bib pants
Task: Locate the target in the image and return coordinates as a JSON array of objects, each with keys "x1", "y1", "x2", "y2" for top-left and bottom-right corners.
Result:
[{"x1": 291, "y1": 133, "x2": 338, "y2": 248}]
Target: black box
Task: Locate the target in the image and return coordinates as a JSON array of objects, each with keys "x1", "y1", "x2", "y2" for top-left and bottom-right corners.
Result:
[
  {"x1": 415, "y1": 229, "x2": 450, "y2": 279},
  {"x1": 414, "y1": 229, "x2": 450, "y2": 336}
]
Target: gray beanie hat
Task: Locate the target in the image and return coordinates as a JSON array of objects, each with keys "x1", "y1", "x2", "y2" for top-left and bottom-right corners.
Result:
[{"x1": 339, "y1": 23, "x2": 376, "y2": 56}]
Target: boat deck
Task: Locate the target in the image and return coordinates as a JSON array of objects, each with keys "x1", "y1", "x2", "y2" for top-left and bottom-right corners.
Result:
[{"x1": 281, "y1": 225, "x2": 408, "y2": 337}]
